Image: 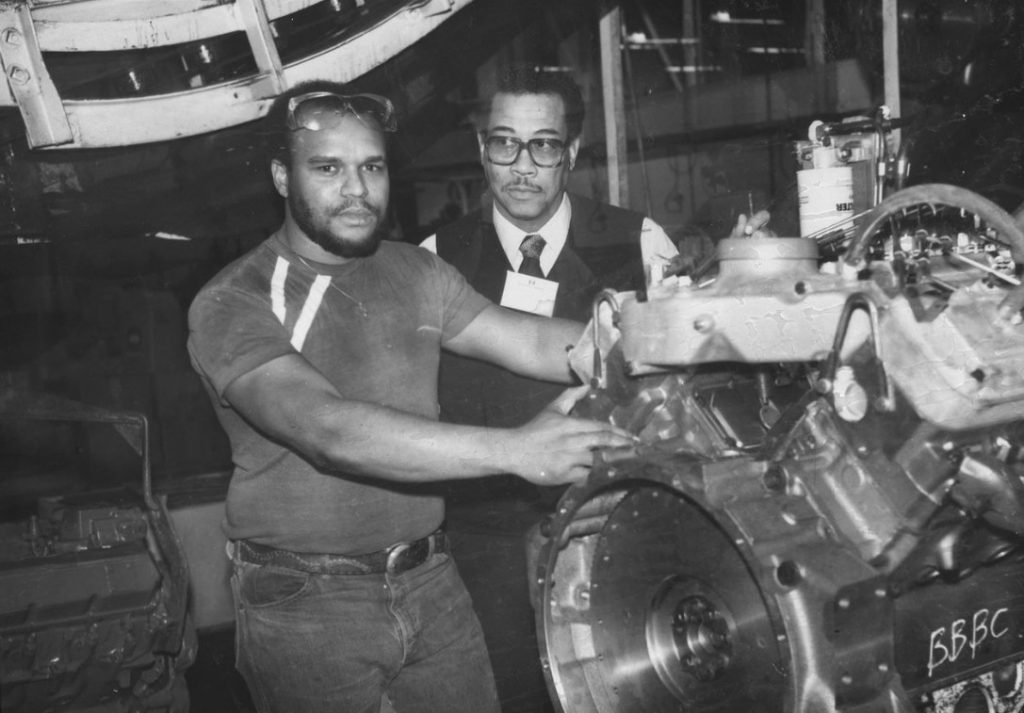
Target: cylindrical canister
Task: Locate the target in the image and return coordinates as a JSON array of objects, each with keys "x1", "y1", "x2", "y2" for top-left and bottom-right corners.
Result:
[{"x1": 797, "y1": 166, "x2": 855, "y2": 237}]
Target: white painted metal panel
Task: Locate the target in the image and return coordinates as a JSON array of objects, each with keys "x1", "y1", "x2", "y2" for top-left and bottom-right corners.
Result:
[{"x1": 1, "y1": 0, "x2": 469, "y2": 148}]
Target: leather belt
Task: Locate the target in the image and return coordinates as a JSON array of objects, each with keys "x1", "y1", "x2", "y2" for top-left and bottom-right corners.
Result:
[{"x1": 235, "y1": 530, "x2": 448, "y2": 576}]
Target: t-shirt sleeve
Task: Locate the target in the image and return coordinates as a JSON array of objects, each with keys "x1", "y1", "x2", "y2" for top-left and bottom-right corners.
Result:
[
  {"x1": 426, "y1": 252, "x2": 491, "y2": 343},
  {"x1": 187, "y1": 284, "x2": 294, "y2": 401}
]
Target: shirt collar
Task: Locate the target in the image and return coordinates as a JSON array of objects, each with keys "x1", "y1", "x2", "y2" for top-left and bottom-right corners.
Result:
[{"x1": 492, "y1": 193, "x2": 571, "y2": 275}]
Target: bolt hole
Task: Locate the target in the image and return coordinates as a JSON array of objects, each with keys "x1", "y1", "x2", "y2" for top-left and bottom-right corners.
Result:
[
  {"x1": 775, "y1": 560, "x2": 801, "y2": 588},
  {"x1": 762, "y1": 467, "x2": 786, "y2": 492}
]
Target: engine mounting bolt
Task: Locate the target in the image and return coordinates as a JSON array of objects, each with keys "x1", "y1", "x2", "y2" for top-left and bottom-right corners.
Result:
[
  {"x1": 878, "y1": 662, "x2": 889, "y2": 673},
  {"x1": 841, "y1": 673, "x2": 853, "y2": 686},
  {"x1": 2, "y1": 28, "x2": 21, "y2": 46},
  {"x1": 874, "y1": 588, "x2": 887, "y2": 598},
  {"x1": 837, "y1": 597, "x2": 851, "y2": 609}
]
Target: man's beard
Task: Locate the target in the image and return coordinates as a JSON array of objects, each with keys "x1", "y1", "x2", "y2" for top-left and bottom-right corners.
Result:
[{"x1": 289, "y1": 192, "x2": 385, "y2": 259}]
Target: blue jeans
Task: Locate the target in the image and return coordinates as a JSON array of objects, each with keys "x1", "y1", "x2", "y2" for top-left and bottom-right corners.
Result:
[{"x1": 230, "y1": 548, "x2": 501, "y2": 713}]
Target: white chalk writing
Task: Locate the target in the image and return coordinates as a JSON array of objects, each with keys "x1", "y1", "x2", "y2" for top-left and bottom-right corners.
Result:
[{"x1": 927, "y1": 607, "x2": 1009, "y2": 678}]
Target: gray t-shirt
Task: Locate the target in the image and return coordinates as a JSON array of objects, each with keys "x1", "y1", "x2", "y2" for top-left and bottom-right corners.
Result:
[{"x1": 188, "y1": 235, "x2": 489, "y2": 554}]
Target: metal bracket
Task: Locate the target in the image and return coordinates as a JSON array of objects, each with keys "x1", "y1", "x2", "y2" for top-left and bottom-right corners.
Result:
[
  {"x1": 236, "y1": 0, "x2": 285, "y2": 97},
  {"x1": 0, "y1": 2, "x2": 72, "y2": 147}
]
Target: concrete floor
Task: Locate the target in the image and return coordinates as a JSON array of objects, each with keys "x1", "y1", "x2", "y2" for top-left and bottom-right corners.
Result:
[{"x1": 185, "y1": 483, "x2": 557, "y2": 713}]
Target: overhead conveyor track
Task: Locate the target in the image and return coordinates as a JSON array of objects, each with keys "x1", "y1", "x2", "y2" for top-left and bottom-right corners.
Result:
[{"x1": 0, "y1": 0, "x2": 471, "y2": 149}]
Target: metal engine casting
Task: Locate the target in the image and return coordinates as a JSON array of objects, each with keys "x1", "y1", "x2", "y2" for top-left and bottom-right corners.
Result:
[
  {"x1": 535, "y1": 184, "x2": 1024, "y2": 713},
  {"x1": 0, "y1": 392, "x2": 195, "y2": 713}
]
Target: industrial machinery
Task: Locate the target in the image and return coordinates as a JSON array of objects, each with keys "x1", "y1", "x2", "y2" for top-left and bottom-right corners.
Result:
[
  {"x1": 0, "y1": 391, "x2": 195, "y2": 713},
  {"x1": 0, "y1": 0, "x2": 474, "y2": 149},
  {"x1": 535, "y1": 183, "x2": 1024, "y2": 713}
]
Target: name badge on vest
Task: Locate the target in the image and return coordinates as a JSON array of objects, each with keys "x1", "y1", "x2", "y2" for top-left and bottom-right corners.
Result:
[{"x1": 501, "y1": 271, "x2": 558, "y2": 317}]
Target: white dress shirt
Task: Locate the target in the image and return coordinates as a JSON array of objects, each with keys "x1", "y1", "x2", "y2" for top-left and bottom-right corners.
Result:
[{"x1": 420, "y1": 193, "x2": 678, "y2": 283}]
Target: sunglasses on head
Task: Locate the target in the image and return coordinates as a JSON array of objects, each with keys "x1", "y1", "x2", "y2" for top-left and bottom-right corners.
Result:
[{"x1": 286, "y1": 92, "x2": 398, "y2": 133}]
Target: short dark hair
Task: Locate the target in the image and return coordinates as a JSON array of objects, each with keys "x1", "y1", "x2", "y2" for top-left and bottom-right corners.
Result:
[
  {"x1": 487, "y1": 65, "x2": 585, "y2": 141},
  {"x1": 263, "y1": 79, "x2": 389, "y2": 166}
]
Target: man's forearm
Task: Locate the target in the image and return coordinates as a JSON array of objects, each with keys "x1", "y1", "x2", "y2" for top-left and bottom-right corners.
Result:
[
  {"x1": 486, "y1": 313, "x2": 583, "y2": 383},
  {"x1": 303, "y1": 399, "x2": 522, "y2": 481},
  {"x1": 225, "y1": 354, "x2": 632, "y2": 488}
]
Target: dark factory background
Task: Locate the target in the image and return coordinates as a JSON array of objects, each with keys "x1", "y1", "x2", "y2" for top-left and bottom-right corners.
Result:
[{"x1": 2, "y1": 1, "x2": 1024, "y2": 712}]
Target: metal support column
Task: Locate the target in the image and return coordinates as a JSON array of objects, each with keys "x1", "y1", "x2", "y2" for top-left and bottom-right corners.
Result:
[
  {"x1": 804, "y1": 0, "x2": 825, "y2": 66},
  {"x1": 599, "y1": 3, "x2": 628, "y2": 208},
  {"x1": 882, "y1": 0, "x2": 901, "y2": 150}
]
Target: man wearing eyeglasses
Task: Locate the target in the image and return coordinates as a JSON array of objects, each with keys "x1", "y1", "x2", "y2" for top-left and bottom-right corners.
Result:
[
  {"x1": 421, "y1": 66, "x2": 679, "y2": 434},
  {"x1": 187, "y1": 80, "x2": 635, "y2": 713}
]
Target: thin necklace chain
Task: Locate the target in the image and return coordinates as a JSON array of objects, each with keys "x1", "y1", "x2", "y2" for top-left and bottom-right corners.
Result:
[{"x1": 294, "y1": 254, "x2": 368, "y2": 318}]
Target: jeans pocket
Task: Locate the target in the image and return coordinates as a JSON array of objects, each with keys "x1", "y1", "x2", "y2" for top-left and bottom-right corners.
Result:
[{"x1": 238, "y1": 564, "x2": 312, "y2": 609}]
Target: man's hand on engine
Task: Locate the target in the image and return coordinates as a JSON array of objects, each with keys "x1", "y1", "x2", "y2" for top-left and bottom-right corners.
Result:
[{"x1": 509, "y1": 399, "x2": 636, "y2": 486}]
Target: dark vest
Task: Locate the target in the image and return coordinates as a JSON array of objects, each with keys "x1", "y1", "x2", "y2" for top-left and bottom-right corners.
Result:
[{"x1": 435, "y1": 193, "x2": 645, "y2": 428}]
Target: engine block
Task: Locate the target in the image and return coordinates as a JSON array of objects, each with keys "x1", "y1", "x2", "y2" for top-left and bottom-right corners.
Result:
[
  {"x1": 534, "y1": 185, "x2": 1024, "y2": 713},
  {"x1": 0, "y1": 394, "x2": 195, "y2": 713}
]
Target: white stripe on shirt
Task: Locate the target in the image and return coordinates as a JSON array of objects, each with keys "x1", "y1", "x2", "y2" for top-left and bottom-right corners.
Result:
[
  {"x1": 290, "y1": 274, "x2": 331, "y2": 351},
  {"x1": 271, "y1": 256, "x2": 289, "y2": 324}
]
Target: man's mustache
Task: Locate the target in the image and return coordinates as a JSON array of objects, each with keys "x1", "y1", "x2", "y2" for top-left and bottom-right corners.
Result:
[
  {"x1": 505, "y1": 181, "x2": 541, "y2": 191},
  {"x1": 332, "y1": 200, "x2": 381, "y2": 217}
]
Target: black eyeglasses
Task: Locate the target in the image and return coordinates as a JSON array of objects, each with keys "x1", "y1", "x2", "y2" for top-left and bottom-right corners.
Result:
[
  {"x1": 483, "y1": 135, "x2": 568, "y2": 168},
  {"x1": 286, "y1": 92, "x2": 397, "y2": 133}
]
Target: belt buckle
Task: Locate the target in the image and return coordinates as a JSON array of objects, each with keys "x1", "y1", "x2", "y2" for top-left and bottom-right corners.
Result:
[
  {"x1": 385, "y1": 536, "x2": 434, "y2": 575},
  {"x1": 386, "y1": 541, "x2": 412, "y2": 574}
]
